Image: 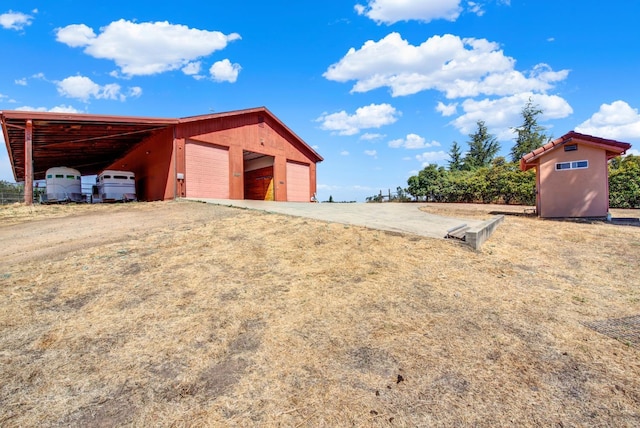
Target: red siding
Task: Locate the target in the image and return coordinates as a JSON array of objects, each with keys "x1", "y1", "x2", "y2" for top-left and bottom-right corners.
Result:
[
  {"x1": 104, "y1": 127, "x2": 175, "y2": 201},
  {"x1": 105, "y1": 109, "x2": 320, "y2": 202},
  {"x1": 179, "y1": 113, "x2": 317, "y2": 201}
]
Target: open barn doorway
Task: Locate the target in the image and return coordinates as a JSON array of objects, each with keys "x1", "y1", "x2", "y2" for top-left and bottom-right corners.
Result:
[{"x1": 243, "y1": 152, "x2": 275, "y2": 201}]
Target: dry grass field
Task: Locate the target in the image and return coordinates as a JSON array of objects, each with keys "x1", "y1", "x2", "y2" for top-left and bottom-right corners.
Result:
[{"x1": 1, "y1": 200, "x2": 639, "y2": 427}]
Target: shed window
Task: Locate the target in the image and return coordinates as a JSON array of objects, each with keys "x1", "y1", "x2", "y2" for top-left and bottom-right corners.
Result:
[
  {"x1": 556, "y1": 160, "x2": 588, "y2": 171},
  {"x1": 564, "y1": 144, "x2": 578, "y2": 152},
  {"x1": 55, "y1": 174, "x2": 64, "y2": 178},
  {"x1": 47, "y1": 174, "x2": 52, "y2": 179},
  {"x1": 66, "y1": 175, "x2": 75, "y2": 179},
  {"x1": 572, "y1": 160, "x2": 588, "y2": 169}
]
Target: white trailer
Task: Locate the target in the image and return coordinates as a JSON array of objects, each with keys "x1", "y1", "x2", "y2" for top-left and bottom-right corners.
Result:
[
  {"x1": 43, "y1": 167, "x2": 83, "y2": 203},
  {"x1": 95, "y1": 170, "x2": 136, "y2": 202}
]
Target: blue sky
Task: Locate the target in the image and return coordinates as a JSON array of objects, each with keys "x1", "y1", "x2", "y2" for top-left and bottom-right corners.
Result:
[{"x1": 1, "y1": 0, "x2": 639, "y2": 202}]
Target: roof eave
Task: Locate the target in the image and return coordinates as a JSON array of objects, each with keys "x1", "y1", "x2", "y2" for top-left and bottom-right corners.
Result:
[
  {"x1": 0, "y1": 110, "x2": 178, "y2": 125},
  {"x1": 519, "y1": 131, "x2": 632, "y2": 169},
  {"x1": 178, "y1": 107, "x2": 324, "y2": 163},
  {"x1": 519, "y1": 158, "x2": 536, "y2": 171}
]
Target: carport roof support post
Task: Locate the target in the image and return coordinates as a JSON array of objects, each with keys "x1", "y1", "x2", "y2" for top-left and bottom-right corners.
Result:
[{"x1": 24, "y1": 120, "x2": 33, "y2": 205}]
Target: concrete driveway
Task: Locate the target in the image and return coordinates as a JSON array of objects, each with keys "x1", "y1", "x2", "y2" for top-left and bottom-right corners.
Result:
[{"x1": 187, "y1": 199, "x2": 482, "y2": 239}]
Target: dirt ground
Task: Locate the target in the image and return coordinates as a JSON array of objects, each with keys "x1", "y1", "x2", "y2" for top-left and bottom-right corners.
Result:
[
  {"x1": 1, "y1": 200, "x2": 639, "y2": 427},
  {"x1": 0, "y1": 202, "x2": 225, "y2": 266}
]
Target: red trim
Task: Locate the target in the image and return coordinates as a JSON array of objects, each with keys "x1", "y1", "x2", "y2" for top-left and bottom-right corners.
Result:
[{"x1": 520, "y1": 131, "x2": 631, "y2": 171}]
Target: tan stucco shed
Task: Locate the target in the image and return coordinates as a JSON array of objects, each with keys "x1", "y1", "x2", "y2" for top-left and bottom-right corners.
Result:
[{"x1": 520, "y1": 131, "x2": 631, "y2": 218}]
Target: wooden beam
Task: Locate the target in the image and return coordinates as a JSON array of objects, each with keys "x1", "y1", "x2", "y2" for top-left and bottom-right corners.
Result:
[{"x1": 24, "y1": 120, "x2": 33, "y2": 205}]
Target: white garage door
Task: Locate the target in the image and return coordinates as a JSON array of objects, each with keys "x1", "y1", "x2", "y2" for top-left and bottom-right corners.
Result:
[
  {"x1": 185, "y1": 141, "x2": 229, "y2": 199},
  {"x1": 286, "y1": 161, "x2": 310, "y2": 202}
]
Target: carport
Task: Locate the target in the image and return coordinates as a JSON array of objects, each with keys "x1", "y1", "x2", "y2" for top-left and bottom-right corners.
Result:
[{"x1": 0, "y1": 110, "x2": 176, "y2": 204}]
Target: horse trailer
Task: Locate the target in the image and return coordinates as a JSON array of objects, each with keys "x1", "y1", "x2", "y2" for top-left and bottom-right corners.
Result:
[
  {"x1": 42, "y1": 167, "x2": 83, "y2": 203},
  {"x1": 94, "y1": 170, "x2": 137, "y2": 202}
]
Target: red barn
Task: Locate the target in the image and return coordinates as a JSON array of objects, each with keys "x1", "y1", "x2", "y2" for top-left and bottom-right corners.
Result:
[{"x1": 1, "y1": 107, "x2": 323, "y2": 204}]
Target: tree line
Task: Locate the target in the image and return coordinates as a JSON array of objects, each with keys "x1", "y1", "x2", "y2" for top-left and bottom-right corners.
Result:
[
  {"x1": 0, "y1": 180, "x2": 25, "y2": 204},
  {"x1": 0, "y1": 180, "x2": 49, "y2": 204},
  {"x1": 369, "y1": 100, "x2": 640, "y2": 208}
]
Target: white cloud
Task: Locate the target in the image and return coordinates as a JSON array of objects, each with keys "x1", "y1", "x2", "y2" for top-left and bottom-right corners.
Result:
[
  {"x1": 451, "y1": 92, "x2": 573, "y2": 138},
  {"x1": 575, "y1": 101, "x2": 640, "y2": 140},
  {"x1": 55, "y1": 19, "x2": 241, "y2": 77},
  {"x1": 128, "y1": 86, "x2": 143, "y2": 98},
  {"x1": 340, "y1": 150, "x2": 350, "y2": 156},
  {"x1": 182, "y1": 61, "x2": 202, "y2": 76},
  {"x1": 56, "y1": 75, "x2": 140, "y2": 102},
  {"x1": 355, "y1": 0, "x2": 462, "y2": 24},
  {"x1": 316, "y1": 103, "x2": 400, "y2": 136},
  {"x1": 49, "y1": 105, "x2": 83, "y2": 113},
  {"x1": 0, "y1": 10, "x2": 35, "y2": 30},
  {"x1": 364, "y1": 150, "x2": 378, "y2": 157},
  {"x1": 56, "y1": 24, "x2": 96, "y2": 47},
  {"x1": 57, "y1": 76, "x2": 103, "y2": 101},
  {"x1": 436, "y1": 101, "x2": 457, "y2": 117},
  {"x1": 389, "y1": 134, "x2": 441, "y2": 149},
  {"x1": 209, "y1": 59, "x2": 241, "y2": 83},
  {"x1": 100, "y1": 83, "x2": 123, "y2": 101},
  {"x1": 14, "y1": 73, "x2": 48, "y2": 87},
  {"x1": 467, "y1": 1, "x2": 485, "y2": 16},
  {"x1": 16, "y1": 105, "x2": 82, "y2": 113},
  {"x1": 416, "y1": 151, "x2": 450, "y2": 166},
  {"x1": 360, "y1": 132, "x2": 385, "y2": 141},
  {"x1": 324, "y1": 33, "x2": 569, "y2": 98}
]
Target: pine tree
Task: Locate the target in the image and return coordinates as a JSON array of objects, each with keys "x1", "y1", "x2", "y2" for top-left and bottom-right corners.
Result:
[
  {"x1": 462, "y1": 120, "x2": 500, "y2": 170},
  {"x1": 510, "y1": 98, "x2": 548, "y2": 162},
  {"x1": 448, "y1": 141, "x2": 463, "y2": 171}
]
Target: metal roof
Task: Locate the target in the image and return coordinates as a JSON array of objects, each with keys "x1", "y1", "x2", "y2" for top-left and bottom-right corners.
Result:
[
  {"x1": 1, "y1": 110, "x2": 176, "y2": 181},
  {"x1": 1, "y1": 107, "x2": 322, "y2": 182}
]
